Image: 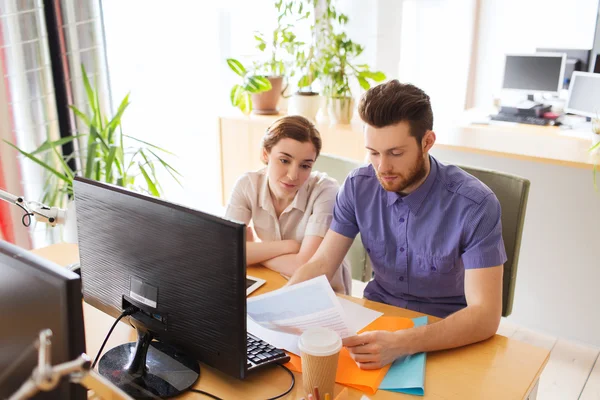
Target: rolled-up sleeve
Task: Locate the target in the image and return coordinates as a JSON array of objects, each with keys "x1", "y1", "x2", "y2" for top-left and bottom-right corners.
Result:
[
  {"x1": 330, "y1": 175, "x2": 359, "y2": 239},
  {"x1": 461, "y1": 193, "x2": 507, "y2": 269},
  {"x1": 305, "y1": 179, "x2": 339, "y2": 237},
  {"x1": 224, "y1": 175, "x2": 252, "y2": 225}
]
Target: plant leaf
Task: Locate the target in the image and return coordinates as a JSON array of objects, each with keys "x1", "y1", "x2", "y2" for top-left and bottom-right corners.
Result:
[
  {"x1": 105, "y1": 145, "x2": 118, "y2": 183},
  {"x1": 361, "y1": 71, "x2": 386, "y2": 82},
  {"x1": 230, "y1": 84, "x2": 243, "y2": 106},
  {"x1": 51, "y1": 147, "x2": 74, "y2": 180},
  {"x1": 123, "y1": 135, "x2": 176, "y2": 155},
  {"x1": 357, "y1": 76, "x2": 370, "y2": 90},
  {"x1": 85, "y1": 142, "x2": 98, "y2": 179},
  {"x1": 30, "y1": 134, "x2": 86, "y2": 155},
  {"x1": 69, "y1": 105, "x2": 91, "y2": 127},
  {"x1": 139, "y1": 163, "x2": 160, "y2": 196},
  {"x1": 227, "y1": 58, "x2": 247, "y2": 77},
  {"x1": 3, "y1": 141, "x2": 70, "y2": 183}
]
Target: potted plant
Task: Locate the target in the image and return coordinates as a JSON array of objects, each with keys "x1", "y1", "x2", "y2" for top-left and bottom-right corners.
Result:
[
  {"x1": 315, "y1": 3, "x2": 385, "y2": 124},
  {"x1": 226, "y1": 0, "x2": 306, "y2": 115},
  {"x1": 227, "y1": 58, "x2": 272, "y2": 115},
  {"x1": 4, "y1": 65, "x2": 180, "y2": 239},
  {"x1": 288, "y1": 1, "x2": 322, "y2": 121},
  {"x1": 322, "y1": 30, "x2": 386, "y2": 124}
]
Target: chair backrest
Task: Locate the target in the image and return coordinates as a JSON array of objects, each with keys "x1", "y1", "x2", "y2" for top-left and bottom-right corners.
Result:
[
  {"x1": 457, "y1": 165, "x2": 530, "y2": 317},
  {"x1": 313, "y1": 154, "x2": 370, "y2": 281}
]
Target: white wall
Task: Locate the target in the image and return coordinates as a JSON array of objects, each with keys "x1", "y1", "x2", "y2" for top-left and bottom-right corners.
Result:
[
  {"x1": 431, "y1": 146, "x2": 600, "y2": 347},
  {"x1": 474, "y1": 0, "x2": 599, "y2": 108}
]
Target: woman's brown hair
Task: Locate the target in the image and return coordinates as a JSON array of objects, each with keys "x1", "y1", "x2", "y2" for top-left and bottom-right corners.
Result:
[{"x1": 261, "y1": 115, "x2": 322, "y2": 164}]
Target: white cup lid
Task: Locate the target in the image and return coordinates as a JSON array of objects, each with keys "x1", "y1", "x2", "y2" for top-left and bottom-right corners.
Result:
[{"x1": 298, "y1": 327, "x2": 342, "y2": 357}]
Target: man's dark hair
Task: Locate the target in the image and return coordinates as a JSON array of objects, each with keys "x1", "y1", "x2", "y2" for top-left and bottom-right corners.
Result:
[{"x1": 358, "y1": 79, "x2": 434, "y2": 143}]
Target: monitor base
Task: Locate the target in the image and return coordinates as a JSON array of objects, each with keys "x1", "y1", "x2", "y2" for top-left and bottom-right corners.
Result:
[{"x1": 98, "y1": 329, "x2": 200, "y2": 399}]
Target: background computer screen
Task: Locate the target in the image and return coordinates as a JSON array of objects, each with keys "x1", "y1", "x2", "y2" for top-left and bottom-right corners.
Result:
[
  {"x1": 565, "y1": 72, "x2": 600, "y2": 118},
  {"x1": 0, "y1": 240, "x2": 85, "y2": 400},
  {"x1": 502, "y1": 54, "x2": 565, "y2": 93}
]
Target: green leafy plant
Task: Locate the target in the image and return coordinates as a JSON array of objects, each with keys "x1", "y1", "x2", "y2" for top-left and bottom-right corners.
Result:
[
  {"x1": 318, "y1": 1, "x2": 386, "y2": 98},
  {"x1": 4, "y1": 65, "x2": 181, "y2": 209},
  {"x1": 227, "y1": 59, "x2": 273, "y2": 115},
  {"x1": 253, "y1": 0, "x2": 308, "y2": 78}
]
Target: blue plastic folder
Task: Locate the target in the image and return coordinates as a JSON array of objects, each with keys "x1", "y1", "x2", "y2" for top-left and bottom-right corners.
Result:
[{"x1": 379, "y1": 316, "x2": 428, "y2": 395}]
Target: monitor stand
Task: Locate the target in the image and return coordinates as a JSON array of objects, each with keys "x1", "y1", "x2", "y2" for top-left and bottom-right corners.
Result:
[{"x1": 98, "y1": 325, "x2": 200, "y2": 399}]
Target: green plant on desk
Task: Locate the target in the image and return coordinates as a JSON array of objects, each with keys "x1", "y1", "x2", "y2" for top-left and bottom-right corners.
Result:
[{"x1": 4, "y1": 65, "x2": 181, "y2": 210}]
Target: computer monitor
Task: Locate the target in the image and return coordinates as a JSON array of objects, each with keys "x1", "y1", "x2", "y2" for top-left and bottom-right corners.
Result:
[
  {"x1": 594, "y1": 54, "x2": 600, "y2": 73},
  {"x1": 73, "y1": 177, "x2": 247, "y2": 398},
  {"x1": 564, "y1": 71, "x2": 600, "y2": 118},
  {"x1": 536, "y1": 48, "x2": 590, "y2": 86},
  {"x1": 0, "y1": 240, "x2": 86, "y2": 400},
  {"x1": 502, "y1": 53, "x2": 566, "y2": 95}
]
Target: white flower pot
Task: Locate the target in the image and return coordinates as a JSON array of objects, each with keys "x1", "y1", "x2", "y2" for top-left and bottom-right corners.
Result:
[
  {"x1": 288, "y1": 92, "x2": 321, "y2": 122},
  {"x1": 328, "y1": 97, "x2": 355, "y2": 125}
]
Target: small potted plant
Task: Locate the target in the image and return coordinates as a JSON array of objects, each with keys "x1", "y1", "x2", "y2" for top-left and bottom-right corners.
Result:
[
  {"x1": 232, "y1": 0, "x2": 306, "y2": 115},
  {"x1": 227, "y1": 58, "x2": 272, "y2": 115},
  {"x1": 322, "y1": 30, "x2": 386, "y2": 124}
]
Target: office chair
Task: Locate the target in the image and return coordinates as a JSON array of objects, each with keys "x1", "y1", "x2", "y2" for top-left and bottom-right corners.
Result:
[
  {"x1": 313, "y1": 154, "x2": 371, "y2": 282},
  {"x1": 457, "y1": 165, "x2": 530, "y2": 317}
]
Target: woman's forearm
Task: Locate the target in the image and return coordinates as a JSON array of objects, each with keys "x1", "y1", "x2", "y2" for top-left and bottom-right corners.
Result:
[{"x1": 246, "y1": 240, "x2": 299, "y2": 265}]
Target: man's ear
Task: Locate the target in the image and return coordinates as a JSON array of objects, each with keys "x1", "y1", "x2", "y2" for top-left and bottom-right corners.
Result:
[{"x1": 422, "y1": 130, "x2": 436, "y2": 153}]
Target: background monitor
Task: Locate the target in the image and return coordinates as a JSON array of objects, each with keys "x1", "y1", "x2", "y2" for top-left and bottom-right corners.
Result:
[
  {"x1": 564, "y1": 71, "x2": 600, "y2": 118},
  {"x1": 502, "y1": 53, "x2": 566, "y2": 94},
  {"x1": 73, "y1": 177, "x2": 247, "y2": 398},
  {"x1": 0, "y1": 240, "x2": 86, "y2": 400},
  {"x1": 536, "y1": 48, "x2": 590, "y2": 86}
]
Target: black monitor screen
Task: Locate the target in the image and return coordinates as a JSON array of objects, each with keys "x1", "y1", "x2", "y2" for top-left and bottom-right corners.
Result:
[
  {"x1": 502, "y1": 55, "x2": 564, "y2": 92},
  {"x1": 0, "y1": 240, "x2": 85, "y2": 400},
  {"x1": 73, "y1": 177, "x2": 247, "y2": 383}
]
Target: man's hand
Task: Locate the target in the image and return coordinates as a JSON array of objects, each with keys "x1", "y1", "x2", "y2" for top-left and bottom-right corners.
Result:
[{"x1": 342, "y1": 330, "x2": 405, "y2": 370}]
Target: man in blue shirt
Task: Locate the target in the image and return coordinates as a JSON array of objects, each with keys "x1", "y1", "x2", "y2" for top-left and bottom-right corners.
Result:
[{"x1": 288, "y1": 80, "x2": 507, "y2": 369}]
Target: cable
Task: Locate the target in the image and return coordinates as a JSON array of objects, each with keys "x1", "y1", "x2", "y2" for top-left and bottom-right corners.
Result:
[
  {"x1": 91, "y1": 306, "x2": 138, "y2": 369},
  {"x1": 189, "y1": 389, "x2": 224, "y2": 400},
  {"x1": 189, "y1": 363, "x2": 295, "y2": 400},
  {"x1": 15, "y1": 202, "x2": 33, "y2": 227},
  {"x1": 265, "y1": 364, "x2": 295, "y2": 400}
]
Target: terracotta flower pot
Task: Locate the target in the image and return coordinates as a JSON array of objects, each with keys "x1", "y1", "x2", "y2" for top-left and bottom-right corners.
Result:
[{"x1": 252, "y1": 76, "x2": 283, "y2": 115}]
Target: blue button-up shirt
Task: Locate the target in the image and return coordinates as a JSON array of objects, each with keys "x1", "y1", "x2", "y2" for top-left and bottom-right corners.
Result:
[{"x1": 330, "y1": 156, "x2": 507, "y2": 318}]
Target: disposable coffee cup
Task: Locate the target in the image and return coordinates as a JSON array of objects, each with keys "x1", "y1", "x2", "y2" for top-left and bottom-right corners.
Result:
[{"x1": 298, "y1": 327, "x2": 342, "y2": 397}]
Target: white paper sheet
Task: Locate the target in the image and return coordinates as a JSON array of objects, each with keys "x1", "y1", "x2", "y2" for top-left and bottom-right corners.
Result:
[
  {"x1": 246, "y1": 280, "x2": 384, "y2": 355},
  {"x1": 246, "y1": 275, "x2": 351, "y2": 338}
]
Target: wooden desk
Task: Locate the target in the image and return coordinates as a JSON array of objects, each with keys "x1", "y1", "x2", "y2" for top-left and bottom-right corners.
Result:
[
  {"x1": 32, "y1": 243, "x2": 549, "y2": 400},
  {"x1": 218, "y1": 113, "x2": 600, "y2": 204}
]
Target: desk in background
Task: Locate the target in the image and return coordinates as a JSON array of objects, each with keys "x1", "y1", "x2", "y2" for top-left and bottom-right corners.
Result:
[
  {"x1": 33, "y1": 243, "x2": 549, "y2": 400},
  {"x1": 217, "y1": 113, "x2": 600, "y2": 205}
]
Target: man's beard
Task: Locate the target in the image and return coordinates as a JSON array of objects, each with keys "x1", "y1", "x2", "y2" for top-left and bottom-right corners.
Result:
[{"x1": 376, "y1": 152, "x2": 427, "y2": 193}]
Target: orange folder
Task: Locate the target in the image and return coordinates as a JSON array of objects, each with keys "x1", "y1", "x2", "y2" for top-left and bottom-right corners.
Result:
[{"x1": 285, "y1": 316, "x2": 414, "y2": 395}]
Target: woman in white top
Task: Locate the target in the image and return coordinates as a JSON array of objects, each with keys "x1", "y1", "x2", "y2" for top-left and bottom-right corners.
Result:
[{"x1": 225, "y1": 115, "x2": 351, "y2": 294}]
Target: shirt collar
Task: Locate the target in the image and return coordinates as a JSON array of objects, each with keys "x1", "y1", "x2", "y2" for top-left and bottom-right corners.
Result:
[
  {"x1": 386, "y1": 155, "x2": 438, "y2": 215},
  {"x1": 258, "y1": 168, "x2": 309, "y2": 214}
]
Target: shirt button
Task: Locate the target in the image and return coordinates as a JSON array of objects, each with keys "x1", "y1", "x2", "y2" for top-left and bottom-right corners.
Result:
[
  {"x1": 399, "y1": 218, "x2": 405, "y2": 223},
  {"x1": 431, "y1": 266, "x2": 437, "y2": 271},
  {"x1": 399, "y1": 247, "x2": 405, "y2": 252},
  {"x1": 399, "y1": 276, "x2": 404, "y2": 281}
]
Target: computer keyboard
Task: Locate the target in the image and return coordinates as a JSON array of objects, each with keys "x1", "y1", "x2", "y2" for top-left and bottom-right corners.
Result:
[
  {"x1": 490, "y1": 113, "x2": 552, "y2": 126},
  {"x1": 246, "y1": 332, "x2": 290, "y2": 371}
]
